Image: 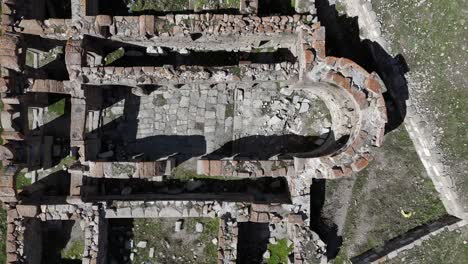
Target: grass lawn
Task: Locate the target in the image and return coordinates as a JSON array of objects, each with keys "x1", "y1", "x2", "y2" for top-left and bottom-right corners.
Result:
[
  {"x1": 334, "y1": 127, "x2": 446, "y2": 262},
  {"x1": 370, "y1": 0, "x2": 468, "y2": 209}
]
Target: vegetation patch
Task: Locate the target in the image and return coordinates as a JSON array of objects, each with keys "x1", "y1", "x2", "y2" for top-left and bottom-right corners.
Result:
[
  {"x1": 334, "y1": 127, "x2": 446, "y2": 262},
  {"x1": 172, "y1": 167, "x2": 238, "y2": 181},
  {"x1": 61, "y1": 240, "x2": 84, "y2": 260},
  {"x1": 267, "y1": 238, "x2": 293, "y2": 264},
  {"x1": 48, "y1": 98, "x2": 66, "y2": 116},
  {"x1": 368, "y1": 0, "x2": 468, "y2": 208},
  {"x1": 104, "y1": 48, "x2": 125, "y2": 66},
  {"x1": 127, "y1": 0, "x2": 189, "y2": 12},
  {"x1": 230, "y1": 66, "x2": 242, "y2": 77},
  {"x1": 16, "y1": 172, "x2": 32, "y2": 190}
]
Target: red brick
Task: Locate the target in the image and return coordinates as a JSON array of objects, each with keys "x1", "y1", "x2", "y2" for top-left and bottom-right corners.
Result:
[
  {"x1": 332, "y1": 167, "x2": 344, "y2": 177},
  {"x1": 288, "y1": 213, "x2": 304, "y2": 224},
  {"x1": 6, "y1": 241, "x2": 15, "y2": 253},
  {"x1": 325, "y1": 56, "x2": 338, "y2": 66},
  {"x1": 7, "y1": 209, "x2": 17, "y2": 219},
  {"x1": 96, "y1": 15, "x2": 112, "y2": 26},
  {"x1": 16, "y1": 205, "x2": 38, "y2": 217},
  {"x1": 304, "y1": 49, "x2": 315, "y2": 64},
  {"x1": 0, "y1": 176, "x2": 13, "y2": 188},
  {"x1": 352, "y1": 89, "x2": 368, "y2": 108},
  {"x1": 365, "y1": 73, "x2": 383, "y2": 94},
  {"x1": 351, "y1": 157, "x2": 369, "y2": 172},
  {"x1": 209, "y1": 160, "x2": 222, "y2": 176},
  {"x1": 6, "y1": 253, "x2": 17, "y2": 262},
  {"x1": 330, "y1": 72, "x2": 351, "y2": 91},
  {"x1": 257, "y1": 212, "x2": 270, "y2": 223}
]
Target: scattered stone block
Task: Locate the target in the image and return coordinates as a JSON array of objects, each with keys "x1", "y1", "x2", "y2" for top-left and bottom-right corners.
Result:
[
  {"x1": 195, "y1": 222, "x2": 204, "y2": 233},
  {"x1": 175, "y1": 220, "x2": 183, "y2": 232},
  {"x1": 136, "y1": 241, "x2": 147, "y2": 248}
]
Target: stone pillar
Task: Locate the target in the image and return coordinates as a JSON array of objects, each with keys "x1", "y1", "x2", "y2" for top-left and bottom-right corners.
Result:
[{"x1": 0, "y1": 165, "x2": 17, "y2": 203}]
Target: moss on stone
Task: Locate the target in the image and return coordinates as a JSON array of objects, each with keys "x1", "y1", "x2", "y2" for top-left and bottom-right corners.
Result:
[{"x1": 104, "y1": 47, "x2": 125, "y2": 66}]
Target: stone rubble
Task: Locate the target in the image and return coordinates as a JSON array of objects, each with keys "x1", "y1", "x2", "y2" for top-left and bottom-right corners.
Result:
[{"x1": 0, "y1": 0, "x2": 389, "y2": 263}]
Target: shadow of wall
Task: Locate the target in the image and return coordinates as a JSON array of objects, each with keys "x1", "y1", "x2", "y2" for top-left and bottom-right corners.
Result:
[{"x1": 315, "y1": 0, "x2": 409, "y2": 132}]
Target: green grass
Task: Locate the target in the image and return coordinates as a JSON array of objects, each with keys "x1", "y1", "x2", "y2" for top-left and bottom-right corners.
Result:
[
  {"x1": 15, "y1": 172, "x2": 31, "y2": 190},
  {"x1": 44, "y1": 156, "x2": 77, "y2": 176},
  {"x1": 198, "y1": 218, "x2": 219, "y2": 264},
  {"x1": 61, "y1": 240, "x2": 84, "y2": 260},
  {"x1": 334, "y1": 127, "x2": 446, "y2": 261},
  {"x1": 60, "y1": 156, "x2": 77, "y2": 167},
  {"x1": 267, "y1": 239, "x2": 293, "y2": 264},
  {"x1": 384, "y1": 226, "x2": 468, "y2": 264},
  {"x1": 371, "y1": 0, "x2": 468, "y2": 208},
  {"x1": 172, "y1": 167, "x2": 239, "y2": 181},
  {"x1": 104, "y1": 48, "x2": 125, "y2": 66},
  {"x1": 48, "y1": 98, "x2": 66, "y2": 116},
  {"x1": 128, "y1": 0, "x2": 189, "y2": 12},
  {"x1": 231, "y1": 66, "x2": 242, "y2": 77}
]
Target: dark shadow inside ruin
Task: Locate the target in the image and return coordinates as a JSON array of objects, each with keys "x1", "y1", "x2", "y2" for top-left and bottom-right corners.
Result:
[
  {"x1": 19, "y1": 171, "x2": 71, "y2": 203},
  {"x1": 316, "y1": 0, "x2": 410, "y2": 133},
  {"x1": 83, "y1": 176, "x2": 291, "y2": 203},
  {"x1": 41, "y1": 220, "x2": 82, "y2": 264},
  {"x1": 87, "y1": 0, "x2": 241, "y2": 16},
  {"x1": 23, "y1": 0, "x2": 72, "y2": 19},
  {"x1": 205, "y1": 134, "x2": 321, "y2": 160},
  {"x1": 258, "y1": 0, "x2": 296, "y2": 15},
  {"x1": 83, "y1": 37, "x2": 297, "y2": 67},
  {"x1": 21, "y1": 35, "x2": 69, "y2": 80},
  {"x1": 204, "y1": 131, "x2": 349, "y2": 160},
  {"x1": 309, "y1": 179, "x2": 342, "y2": 260},
  {"x1": 18, "y1": 92, "x2": 71, "y2": 170},
  {"x1": 22, "y1": 218, "x2": 44, "y2": 263},
  {"x1": 107, "y1": 218, "x2": 134, "y2": 264},
  {"x1": 237, "y1": 222, "x2": 270, "y2": 264}
]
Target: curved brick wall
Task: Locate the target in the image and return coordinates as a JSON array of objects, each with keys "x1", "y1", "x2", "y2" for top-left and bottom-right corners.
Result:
[{"x1": 293, "y1": 56, "x2": 387, "y2": 179}]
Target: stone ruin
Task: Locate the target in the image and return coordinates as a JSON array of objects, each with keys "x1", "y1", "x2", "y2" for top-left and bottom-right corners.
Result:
[{"x1": 0, "y1": 0, "x2": 387, "y2": 263}]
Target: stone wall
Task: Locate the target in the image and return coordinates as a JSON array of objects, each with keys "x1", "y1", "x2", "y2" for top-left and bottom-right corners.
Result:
[
  {"x1": 82, "y1": 63, "x2": 300, "y2": 86},
  {"x1": 350, "y1": 215, "x2": 465, "y2": 263}
]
